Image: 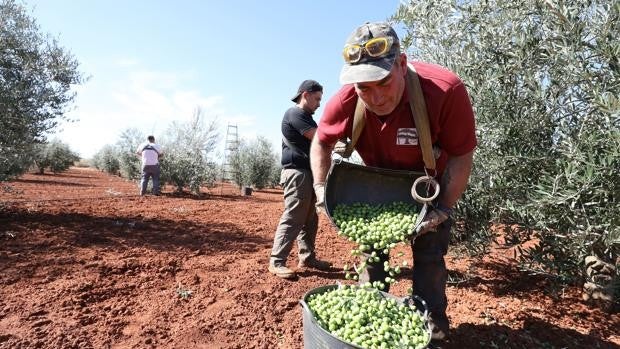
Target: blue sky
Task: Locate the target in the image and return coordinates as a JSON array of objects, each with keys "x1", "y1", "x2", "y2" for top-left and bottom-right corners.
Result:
[{"x1": 29, "y1": 0, "x2": 404, "y2": 159}]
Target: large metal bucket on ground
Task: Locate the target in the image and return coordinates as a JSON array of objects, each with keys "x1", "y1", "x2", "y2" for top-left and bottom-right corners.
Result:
[
  {"x1": 299, "y1": 285, "x2": 431, "y2": 349},
  {"x1": 324, "y1": 159, "x2": 429, "y2": 229}
]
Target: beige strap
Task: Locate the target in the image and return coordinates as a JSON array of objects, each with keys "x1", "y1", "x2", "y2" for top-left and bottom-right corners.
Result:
[
  {"x1": 406, "y1": 63, "x2": 435, "y2": 170},
  {"x1": 348, "y1": 98, "x2": 366, "y2": 154},
  {"x1": 335, "y1": 97, "x2": 365, "y2": 158}
]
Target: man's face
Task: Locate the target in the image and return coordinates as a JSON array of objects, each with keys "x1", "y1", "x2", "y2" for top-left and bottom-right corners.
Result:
[
  {"x1": 353, "y1": 54, "x2": 407, "y2": 116},
  {"x1": 304, "y1": 91, "x2": 323, "y2": 114}
]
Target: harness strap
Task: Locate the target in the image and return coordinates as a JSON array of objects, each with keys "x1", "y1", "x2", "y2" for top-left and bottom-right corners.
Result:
[
  {"x1": 142, "y1": 144, "x2": 160, "y2": 155},
  {"x1": 349, "y1": 98, "x2": 366, "y2": 154},
  {"x1": 406, "y1": 63, "x2": 435, "y2": 171}
]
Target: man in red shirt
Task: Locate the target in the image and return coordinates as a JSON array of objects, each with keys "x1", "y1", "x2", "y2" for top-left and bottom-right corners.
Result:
[{"x1": 310, "y1": 21, "x2": 476, "y2": 341}]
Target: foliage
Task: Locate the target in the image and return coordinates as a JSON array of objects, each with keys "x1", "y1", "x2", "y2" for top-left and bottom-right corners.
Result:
[
  {"x1": 393, "y1": 0, "x2": 619, "y2": 283},
  {"x1": 33, "y1": 139, "x2": 80, "y2": 174},
  {"x1": 228, "y1": 139, "x2": 251, "y2": 188},
  {"x1": 91, "y1": 145, "x2": 120, "y2": 175},
  {"x1": 159, "y1": 108, "x2": 219, "y2": 194},
  {"x1": 0, "y1": 0, "x2": 83, "y2": 181},
  {"x1": 249, "y1": 136, "x2": 279, "y2": 189},
  {"x1": 0, "y1": 147, "x2": 34, "y2": 181},
  {"x1": 268, "y1": 158, "x2": 282, "y2": 188},
  {"x1": 229, "y1": 136, "x2": 280, "y2": 189},
  {"x1": 116, "y1": 128, "x2": 143, "y2": 180},
  {"x1": 176, "y1": 284, "x2": 192, "y2": 300}
]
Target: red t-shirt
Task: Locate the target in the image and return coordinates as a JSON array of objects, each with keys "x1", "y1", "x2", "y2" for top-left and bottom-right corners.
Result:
[{"x1": 317, "y1": 61, "x2": 477, "y2": 175}]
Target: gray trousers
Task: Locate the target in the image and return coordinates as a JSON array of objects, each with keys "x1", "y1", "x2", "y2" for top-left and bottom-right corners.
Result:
[
  {"x1": 360, "y1": 217, "x2": 452, "y2": 332},
  {"x1": 270, "y1": 168, "x2": 318, "y2": 266},
  {"x1": 140, "y1": 164, "x2": 160, "y2": 195}
]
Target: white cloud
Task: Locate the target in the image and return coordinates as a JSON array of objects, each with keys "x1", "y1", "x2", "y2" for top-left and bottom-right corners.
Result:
[
  {"x1": 57, "y1": 67, "x2": 260, "y2": 159},
  {"x1": 115, "y1": 57, "x2": 140, "y2": 67}
]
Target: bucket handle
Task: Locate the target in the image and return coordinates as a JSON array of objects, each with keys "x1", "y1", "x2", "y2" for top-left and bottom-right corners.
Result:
[
  {"x1": 404, "y1": 294, "x2": 429, "y2": 318},
  {"x1": 403, "y1": 294, "x2": 433, "y2": 345},
  {"x1": 411, "y1": 175, "x2": 440, "y2": 204},
  {"x1": 408, "y1": 203, "x2": 429, "y2": 244}
]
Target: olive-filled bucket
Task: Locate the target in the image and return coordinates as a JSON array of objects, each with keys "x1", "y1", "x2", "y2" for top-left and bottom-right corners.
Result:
[
  {"x1": 324, "y1": 159, "x2": 430, "y2": 229},
  {"x1": 299, "y1": 284, "x2": 431, "y2": 349}
]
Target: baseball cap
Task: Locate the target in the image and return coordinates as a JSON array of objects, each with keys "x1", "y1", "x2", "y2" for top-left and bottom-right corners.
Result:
[
  {"x1": 339, "y1": 22, "x2": 401, "y2": 85},
  {"x1": 291, "y1": 79, "x2": 323, "y2": 103}
]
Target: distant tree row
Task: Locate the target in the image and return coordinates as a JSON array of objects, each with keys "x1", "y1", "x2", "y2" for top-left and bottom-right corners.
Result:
[
  {"x1": 91, "y1": 108, "x2": 281, "y2": 194},
  {"x1": 32, "y1": 140, "x2": 81, "y2": 174}
]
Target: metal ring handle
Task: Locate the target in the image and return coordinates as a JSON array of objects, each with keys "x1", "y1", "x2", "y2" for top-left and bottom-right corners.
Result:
[{"x1": 411, "y1": 176, "x2": 440, "y2": 204}]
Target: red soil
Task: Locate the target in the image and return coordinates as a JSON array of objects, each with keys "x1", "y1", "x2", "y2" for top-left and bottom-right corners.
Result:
[{"x1": 0, "y1": 167, "x2": 617, "y2": 348}]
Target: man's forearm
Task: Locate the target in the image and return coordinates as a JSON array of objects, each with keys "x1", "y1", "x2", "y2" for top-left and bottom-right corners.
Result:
[
  {"x1": 438, "y1": 150, "x2": 474, "y2": 208},
  {"x1": 310, "y1": 136, "x2": 334, "y2": 183}
]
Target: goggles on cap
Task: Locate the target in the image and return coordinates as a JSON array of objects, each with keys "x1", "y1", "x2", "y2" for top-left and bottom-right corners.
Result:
[{"x1": 342, "y1": 36, "x2": 394, "y2": 64}]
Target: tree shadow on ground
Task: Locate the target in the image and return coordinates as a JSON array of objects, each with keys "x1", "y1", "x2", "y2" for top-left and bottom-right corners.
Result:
[
  {"x1": 442, "y1": 317, "x2": 618, "y2": 349},
  {"x1": 35, "y1": 172, "x2": 95, "y2": 179},
  {"x1": 12, "y1": 178, "x2": 89, "y2": 187},
  {"x1": 0, "y1": 207, "x2": 270, "y2": 264},
  {"x1": 370, "y1": 260, "x2": 570, "y2": 301},
  {"x1": 160, "y1": 191, "x2": 280, "y2": 204},
  {"x1": 296, "y1": 269, "x2": 345, "y2": 281},
  {"x1": 445, "y1": 260, "x2": 566, "y2": 298}
]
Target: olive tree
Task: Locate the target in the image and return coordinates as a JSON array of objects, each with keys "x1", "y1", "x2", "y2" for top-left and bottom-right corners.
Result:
[
  {"x1": 91, "y1": 145, "x2": 120, "y2": 175},
  {"x1": 115, "y1": 128, "x2": 143, "y2": 180},
  {"x1": 160, "y1": 108, "x2": 219, "y2": 194},
  {"x1": 33, "y1": 139, "x2": 80, "y2": 174},
  {"x1": 229, "y1": 136, "x2": 280, "y2": 190},
  {"x1": 268, "y1": 156, "x2": 282, "y2": 188},
  {"x1": 393, "y1": 0, "x2": 619, "y2": 284},
  {"x1": 0, "y1": 0, "x2": 83, "y2": 181},
  {"x1": 247, "y1": 136, "x2": 280, "y2": 189},
  {"x1": 228, "y1": 139, "x2": 251, "y2": 189}
]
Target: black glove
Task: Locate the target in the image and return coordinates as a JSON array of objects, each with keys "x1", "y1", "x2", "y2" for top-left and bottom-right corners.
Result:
[{"x1": 415, "y1": 204, "x2": 452, "y2": 235}]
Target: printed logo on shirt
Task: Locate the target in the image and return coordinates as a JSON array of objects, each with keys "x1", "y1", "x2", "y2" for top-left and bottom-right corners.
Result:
[{"x1": 396, "y1": 128, "x2": 418, "y2": 145}]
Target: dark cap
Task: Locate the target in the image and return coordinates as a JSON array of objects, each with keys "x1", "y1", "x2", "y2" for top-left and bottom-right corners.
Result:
[
  {"x1": 339, "y1": 22, "x2": 400, "y2": 84},
  {"x1": 291, "y1": 79, "x2": 323, "y2": 103}
]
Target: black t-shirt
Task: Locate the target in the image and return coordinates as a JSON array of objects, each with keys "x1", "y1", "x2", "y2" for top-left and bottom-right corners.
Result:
[{"x1": 281, "y1": 106, "x2": 317, "y2": 170}]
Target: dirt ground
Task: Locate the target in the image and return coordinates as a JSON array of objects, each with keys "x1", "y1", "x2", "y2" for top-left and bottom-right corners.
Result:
[{"x1": 0, "y1": 167, "x2": 618, "y2": 349}]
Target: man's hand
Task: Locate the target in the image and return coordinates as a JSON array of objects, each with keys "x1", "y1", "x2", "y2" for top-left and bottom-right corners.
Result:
[
  {"x1": 313, "y1": 182, "x2": 326, "y2": 215},
  {"x1": 333, "y1": 139, "x2": 353, "y2": 158},
  {"x1": 415, "y1": 209, "x2": 449, "y2": 236}
]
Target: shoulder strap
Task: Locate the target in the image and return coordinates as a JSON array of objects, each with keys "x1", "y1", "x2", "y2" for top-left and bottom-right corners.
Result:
[
  {"x1": 406, "y1": 63, "x2": 435, "y2": 171},
  {"x1": 143, "y1": 144, "x2": 160, "y2": 155},
  {"x1": 339, "y1": 98, "x2": 366, "y2": 157},
  {"x1": 349, "y1": 98, "x2": 366, "y2": 153}
]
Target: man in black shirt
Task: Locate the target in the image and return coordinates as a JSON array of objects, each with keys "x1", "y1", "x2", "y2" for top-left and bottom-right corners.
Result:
[{"x1": 269, "y1": 80, "x2": 332, "y2": 279}]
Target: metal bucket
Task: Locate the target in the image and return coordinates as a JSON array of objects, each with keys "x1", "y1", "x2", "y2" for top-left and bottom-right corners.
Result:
[
  {"x1": 324, "y1": 159, "x2": 429, "y2": 230},
  {"x1": 299, "y1": 284, "x2": 431, "y2": 349}
]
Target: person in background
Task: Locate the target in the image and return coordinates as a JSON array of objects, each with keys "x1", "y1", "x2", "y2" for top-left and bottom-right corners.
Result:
[
  {"x1": 136, "y1": 135, "x2": 163, "y2": 196},
  {"x1": 269, "y1": 80, "x2": 332, "y2": 279},
  {"x1": 310, "y1": 22, "x2": 477, "y2": 342}
]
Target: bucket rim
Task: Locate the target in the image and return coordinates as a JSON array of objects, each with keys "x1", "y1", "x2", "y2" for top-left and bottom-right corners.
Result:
[{"x1": 299, "y1": 284, "x2": 432, "y2": 348}]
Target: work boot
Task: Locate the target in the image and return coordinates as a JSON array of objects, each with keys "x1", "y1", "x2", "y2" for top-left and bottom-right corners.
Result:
[
  {"x1": 268, "y1": 264, "x2": 296, "y2": 279},
  {"x1": 428, "y1": 315, "x2": 449, "y2": 344},
  {"x1": 298, "y1": 258, "x2": 332, "y2": 271},
  {"x1": 431, "y1": 327, "x2": 447, "y2": 341}
]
